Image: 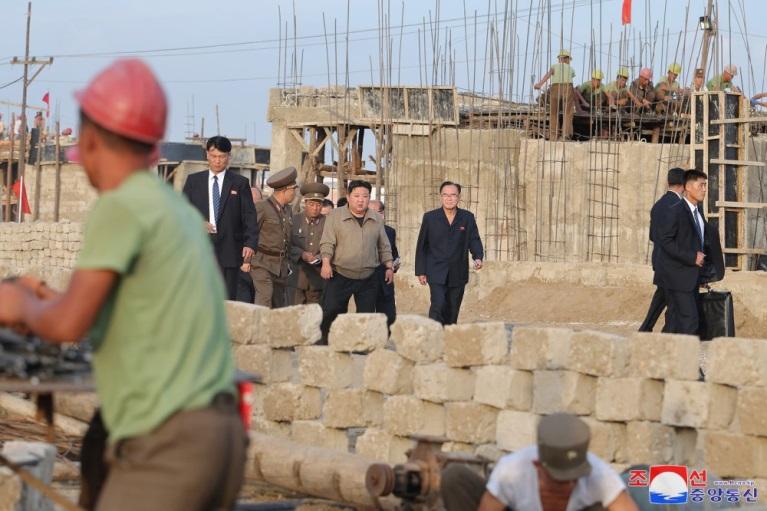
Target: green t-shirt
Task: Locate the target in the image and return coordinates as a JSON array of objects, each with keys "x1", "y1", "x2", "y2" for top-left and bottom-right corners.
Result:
[
  {"x1": 551, "y1": 63, "x2": 575, "y2": 84},
  {"x1": 707, "y1": 74, "x2": 733, "y2": 91},
  {"x1": 76, "y1": 171, "x2": 234, "y2": 442}
]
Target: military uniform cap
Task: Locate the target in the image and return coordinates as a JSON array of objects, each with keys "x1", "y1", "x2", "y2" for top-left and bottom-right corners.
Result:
[
  {"x1": 537, "y1": 413, "x2": 592, "y2": 481},
  {"x1": 695, "y1": 68, "x2": 705, "y2": 78},
  {"x1": 267, "y1": 166, "x2": 298, "y2": 189},
  {"x1": 300, "y1": 182, "x2": 330, "y2": 201}
]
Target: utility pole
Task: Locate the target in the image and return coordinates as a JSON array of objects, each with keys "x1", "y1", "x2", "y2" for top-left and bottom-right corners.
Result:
[
  {"x1": 10, "y1": 1, "x2": 53, "y2": 222},
  {"x1": 699, "y1": 0, "x2": 715, "y2": 76}
]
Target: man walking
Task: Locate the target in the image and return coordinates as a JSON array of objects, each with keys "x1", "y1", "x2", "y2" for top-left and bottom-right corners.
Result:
[
  {"x1": 290, "y1": 182, "x2": 330, "y2": 305},
  {"x1": 370, "y1": 199, "x2": 400, "y2": 327},
  {"x1": 183, "y1": 136, "x2": 258, "y2": 300},
  {"x1": 248, "y1": 167, "x2": 297, "y2": 308},
  {"x1": 638, "y1": 167, "x2": 684, "y2": 332},
  {"x1": 656, "y1": 170, "x2": 714, "y2": 334},
  {"x1": 319, "y1": 180, "x2": 393, "y2": 341},
  {"x1": 415, "y1": 181, "x2": 483, "y2": 325},
  {"x1": 0, "y1": 59, "x2": 245, "y2": 510}
]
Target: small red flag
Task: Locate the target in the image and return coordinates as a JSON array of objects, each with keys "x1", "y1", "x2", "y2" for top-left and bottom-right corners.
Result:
[
  {"x1": 12, "y1": 179, "x2": 31, "y2": 214},
  {"x1": 622, "y1": 0, "x2": 632, "y2": 25},
  {"x1": 42, "y1": 92, "x2": 50, "y2": 118}
]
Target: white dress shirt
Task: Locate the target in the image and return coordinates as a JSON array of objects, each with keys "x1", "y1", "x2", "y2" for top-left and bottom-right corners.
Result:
[
  {"x1": 684, "y1": 197, "x2": 704, "y2": 245},
  {"x1": 208, "y1": 169, "x2": 227, "y2": 227}
]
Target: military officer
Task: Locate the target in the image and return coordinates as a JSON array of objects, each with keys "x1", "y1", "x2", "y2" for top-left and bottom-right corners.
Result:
[
  {"x1": 289, "y1": 182, "x2": 330, "y2": 305},
  {"x1": 247, "y1": 167, "x2": 297, "y2": 308}
]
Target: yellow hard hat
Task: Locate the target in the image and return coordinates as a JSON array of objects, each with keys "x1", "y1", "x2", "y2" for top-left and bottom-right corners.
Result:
[
  {"x1": 617, "y1": 67, "x2": 630, "y2": 78},
  {"x1": 558, "y1": 49, "x2": 571, "y2": 58},
  {"x1": 668, "y1": 63, "x2": 682, "y2": 75},
  {"x1": 592, "y1": 70, "x2": 604, "y2": 80}
]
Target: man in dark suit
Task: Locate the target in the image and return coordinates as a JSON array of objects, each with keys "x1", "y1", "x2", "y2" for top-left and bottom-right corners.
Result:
[
  {"x1": 370, "y1": 200, "x2": 400, "y2": 327},
  {"x1": 655, "y1": 169, "x2": 722, "y2": 335},
  {"x1": 415, "y1": 181, "x2": 484, "y2": 325},
  {"x1": 638, "y1": 167, "x2": 685, "y2": 332},
  {"x1": 182, "y1": 136, "x2": 258, "y2": 300}
]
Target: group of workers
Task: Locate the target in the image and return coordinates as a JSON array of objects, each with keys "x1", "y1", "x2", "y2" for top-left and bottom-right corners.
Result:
[{"x1": 535, "y1": 49, "x2": 744, "y2": 140}]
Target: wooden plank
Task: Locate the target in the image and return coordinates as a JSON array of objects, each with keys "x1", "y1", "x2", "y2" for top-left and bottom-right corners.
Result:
[
  {"x1": 710, "y1": 118, "x2": 763, "y2": 124},
  {"x1": 709, "y1": 159, "x2": 765, "y2": 167},
  {"x1": 715, "y1": 202, "x2": 767, "y2": 210},
  {"x1": 722, "y1": 248, "x2": 767, "y2": 255},
  {"x1": 289, "y1": 128, "x2": 310, "y2": 152}
]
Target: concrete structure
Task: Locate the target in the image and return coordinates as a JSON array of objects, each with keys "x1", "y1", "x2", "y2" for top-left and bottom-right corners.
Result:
[{"x1": 267, "y1": 86, "x2": 767, "y2": 268}]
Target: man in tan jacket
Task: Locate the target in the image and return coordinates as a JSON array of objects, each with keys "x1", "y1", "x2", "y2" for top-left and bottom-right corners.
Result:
[
  {"x1": 319, "y1": 180, "x2": 393, "y2": 342},
  {"x1": 289, "y1": 182, "x2": 329, "y2": 305},
  {"x1": 247, "y1": 167, "x2": 296, "y2": 308}
]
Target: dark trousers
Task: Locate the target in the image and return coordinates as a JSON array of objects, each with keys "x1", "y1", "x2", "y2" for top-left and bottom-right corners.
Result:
[
  {"x1": 220, "y1": 267, "x2": 239, "y2": 301},
  {"x1": 375, "y1": 267, "x2": 397, "y2": 327},
  {"x1": 428, "y1": 283, "x2": 466, "y2": 325},
  {"x1": 320, "y1": 272, "x2": 378, "y2": 341},
  {"x1": 638, "y1": 286, "x2": 671, "y2": 332},
  {"x1": 235, "y1": 270, "x2": 255, "y2": 303},
  {"x1": 96, "y1": 395, "x2": 246, "y2": 511},
  {"x1": 664, "y1": 288, "x2": 700, "y2": 335}
]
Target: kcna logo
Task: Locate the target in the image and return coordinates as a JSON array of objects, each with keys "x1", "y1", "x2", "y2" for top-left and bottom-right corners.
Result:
[{"x1": 629, "y1": 465, "x2": 702, "y2": 504}]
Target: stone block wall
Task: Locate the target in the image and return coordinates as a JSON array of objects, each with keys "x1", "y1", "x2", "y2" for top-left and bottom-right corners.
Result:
[
  {"x1": 0, "y1": 222, "x2": 81, "y2": 289},
  {"x1": 230, "y1": 303, "x2": 767, "y2": 482}
]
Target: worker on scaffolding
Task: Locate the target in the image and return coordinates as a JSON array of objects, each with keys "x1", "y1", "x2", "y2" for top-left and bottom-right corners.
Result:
[
  {"x1": 534, "y1": 49, "x2": 576, "y2": 141},
  {"x1": 576, "y1": 70, "x2": 609, "y2": 137},
  {"x1": 655, "y1": 63, "x2": 684, "y2": 115},
  {"x1": 707, "y1": 65, "x2": 740, "y2": 92},
  {"x1": 0, "y1": 59, "x2": 246, "y2": 510},
  {"x1": 605, "y1": 67, "x2": 632, "y2": 110},
  {"x1": 628, "y1": 68, "x2": 656, "y2": 114},
  {"x1": 691, "y1": 68, "x2": 708, "y2": 93}
]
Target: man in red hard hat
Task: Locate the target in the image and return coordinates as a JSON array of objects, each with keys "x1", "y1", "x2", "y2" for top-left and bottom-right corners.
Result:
[{"x1": 0, "y1": 59, "x2": 245, "y2": 510}]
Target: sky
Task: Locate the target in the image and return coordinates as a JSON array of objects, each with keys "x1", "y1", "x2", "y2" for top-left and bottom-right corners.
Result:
[{"x1": 1, "y1": 0, "x2": 765, "y2": 146}]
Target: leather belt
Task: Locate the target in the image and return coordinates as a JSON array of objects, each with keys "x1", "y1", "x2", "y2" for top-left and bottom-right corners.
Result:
[{"x1": 257, "y1": 247, "x2": 286, "y2": 257}]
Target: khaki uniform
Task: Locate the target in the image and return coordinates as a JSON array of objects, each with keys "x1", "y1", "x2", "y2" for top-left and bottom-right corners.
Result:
[
  {"x1": 605, "y1": 80, "x2": 630, "y2": 106},
  {"x1": 578, "y1": 82, "x2": 608, "y2": 110},
  {"x1": 655, "y1": 78, "x2": 681, "y2": 114},
  {"x1": 289, "y1": 212, "x2": 326, "y2": 304},
  {"x1": 547, "y1": 63, "x2": 576, "y2": 140},
  {"x1": 250, "y1": 196, "x2": 293, "y2": 308}
]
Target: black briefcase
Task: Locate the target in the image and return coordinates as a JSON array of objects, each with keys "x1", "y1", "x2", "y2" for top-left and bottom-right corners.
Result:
[{"x1": 698, "y1": 288, "x2": 736, "y2": 340}]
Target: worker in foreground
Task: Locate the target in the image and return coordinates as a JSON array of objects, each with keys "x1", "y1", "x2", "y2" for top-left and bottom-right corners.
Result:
[
  {"x1": 0, "y1": 59, "x2": 245, "y2": 510},
  {"x1": 441, "y1": 413, "x2": 639, "y2": 511}
]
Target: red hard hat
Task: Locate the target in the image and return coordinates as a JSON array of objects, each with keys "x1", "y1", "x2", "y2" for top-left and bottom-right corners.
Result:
[{"x1": 75, "y1": 58, "x2": 167, "y2": 145}]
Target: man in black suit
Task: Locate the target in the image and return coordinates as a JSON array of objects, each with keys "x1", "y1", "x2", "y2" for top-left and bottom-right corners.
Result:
[
  {"x1": 370, "y1": 200, "x2": 400, "y2": 327},
  {"x1": 415, "y1": 181, "x2": 484, "y2": 325},
  {"x1": 655, "y1": 169, "x2": 719, "y2": 335},
  {"x1": 638, "y1": 167, "x2": 685, "y2": 332},
  {"x1": 182, "y1": 136, "x2": 258, "y2": 300}
]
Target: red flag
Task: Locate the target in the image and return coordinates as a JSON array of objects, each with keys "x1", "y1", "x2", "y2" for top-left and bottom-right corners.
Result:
[
  {"x1": 12, "y1": 179, "x2": 31, "y2": 214},
  {"x1": 42, "y1": 92, "x2": 50, "y2": 118},
  {"x1": 622, "y1": 0, "x2": 631, "y2": 25}
]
